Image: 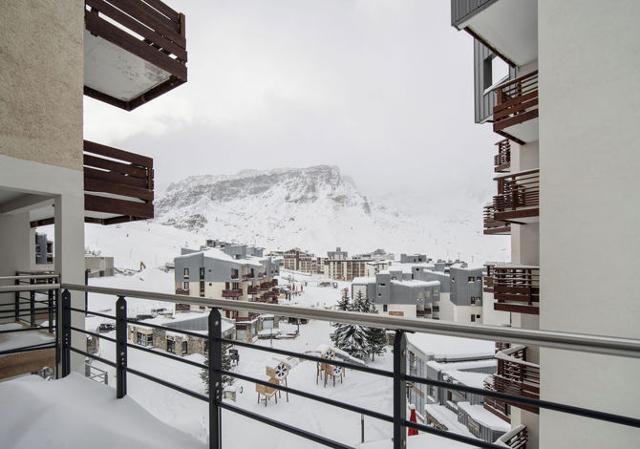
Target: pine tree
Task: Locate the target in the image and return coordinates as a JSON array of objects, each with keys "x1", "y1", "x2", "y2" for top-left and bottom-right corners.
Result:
[
  {"x1": 201, "y1": 341, "x2": 234, "y2": 395},
  {"x1": 366, "y1": 303, "x2": 387, "y2": 361},
  {"x1": 331, "y1": 290, "x2": 370, "y2": 360}
]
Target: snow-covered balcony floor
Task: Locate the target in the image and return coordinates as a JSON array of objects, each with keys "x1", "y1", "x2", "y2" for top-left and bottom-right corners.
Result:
[{"x1": 0, "y1": 373, "x2": 205, "y2": 449}]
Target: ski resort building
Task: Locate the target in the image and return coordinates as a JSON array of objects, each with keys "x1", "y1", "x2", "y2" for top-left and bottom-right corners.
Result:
[
  {"x1": 323, "y1": 247, "x2": 372, "y2": 281},
  {"x1": 174, "y1": 245, "x2": 280, "y2": 341},
  {"x1": 405, "y1": 333, "x2": 509, "y2": 444},
  {"x1": 281, "y1": 248, "x2": 324, "y2": 274},
  {"x1": 450, "y1": 1, "x2": 640, "y2": 448},
  {"x1": 351, "y1": 268, "x2": 441, "y2": 319}
]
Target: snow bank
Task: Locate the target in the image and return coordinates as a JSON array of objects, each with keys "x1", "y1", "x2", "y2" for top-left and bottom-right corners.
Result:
[{"x1": 0, "y1": 374, "x2": 205, "y2": 449}]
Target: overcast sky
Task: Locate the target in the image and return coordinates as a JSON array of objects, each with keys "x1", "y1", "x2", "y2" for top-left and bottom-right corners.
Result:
[{"x1": 84, "y1": 0, "x2": 497, "y2": 216}]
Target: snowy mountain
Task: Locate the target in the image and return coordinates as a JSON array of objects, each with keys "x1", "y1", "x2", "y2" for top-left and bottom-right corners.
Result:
[{"x1": 152, "y1": 165, "x2": 507, "y2": 261}]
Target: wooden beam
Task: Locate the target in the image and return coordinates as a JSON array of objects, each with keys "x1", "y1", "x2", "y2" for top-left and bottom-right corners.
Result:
[
  {"x1": 84, "y1": 194, "x2": 154, "y2": 219},
  {"x1": 84, "y1": 176, "x2": 154, "y2": 202},
  {"x1": 84, "y1": 140, "x2": 153, "y2": 168}
]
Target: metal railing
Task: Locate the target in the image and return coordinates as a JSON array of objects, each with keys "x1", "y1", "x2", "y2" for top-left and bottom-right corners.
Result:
[
  {"x1": 50, "y1": 283, "x2": 640, "y2": 449},
  {"x1": 0, "y1": 274, "x2": 59, "y2": 379}
]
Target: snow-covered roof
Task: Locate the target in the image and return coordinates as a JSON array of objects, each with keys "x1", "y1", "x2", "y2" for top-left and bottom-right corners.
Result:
[
  {"x1": 424, "y1": 404, "x2": 475, "y2": 439},
  {"x1": 406, "y1": 332, "x2": 495, "y2": 360},
  {"x1": 175, "y1": 248, "x2": 263, "y2": 267},
  {"x1": 0, "y1": 323, "x2": 54, "y2": 352},
  {"x1": 351, "y1": 276, "x2": 376, "y2": 285},
  {"x1": 391, "y1": 279, "x2": 440, "y2": 288},
  {"x1": 458, "y1": 402, "x2": 510, "y2": 432}
]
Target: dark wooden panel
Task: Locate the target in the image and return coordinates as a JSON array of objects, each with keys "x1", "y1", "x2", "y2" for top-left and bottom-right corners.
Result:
[
  {"x1": 85, "y1": 194, "x2": 154, "y2": 219},
  {"x1": 84, "y1": 140, "x2": 153, "y2": 168},
  {"x1": 84, "y1": 176, "x2": 154, "y2": 202}
]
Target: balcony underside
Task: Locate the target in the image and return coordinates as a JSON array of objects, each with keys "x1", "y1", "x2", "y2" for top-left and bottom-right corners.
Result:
[
  {"x1": 495, "y1": 115, "x2": 539, "y2": 145},
  {"x1": 453, "y1": 0, "x2": 538, "y2": 67},
  {"x1": 84, "y1": 0, "x2": 187, "y2": 111},
  {"x1": 494, "y1": 207, "x2": 539, "y2": 223}
]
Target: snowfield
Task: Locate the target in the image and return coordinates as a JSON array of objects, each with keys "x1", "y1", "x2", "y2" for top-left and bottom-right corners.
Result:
[{"x1": 79, "y1": 268, "x2": 486, "y2": 449}]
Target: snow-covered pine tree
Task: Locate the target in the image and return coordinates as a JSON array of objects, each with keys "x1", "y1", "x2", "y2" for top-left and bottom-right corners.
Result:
[
  {"x1": 353, "y1": 290, "x2": 387, "y2": 361},
  {"x1": 201, "y1": 341, "x2": 234, "y2": 395},
  {"x1": 331, "y1": 290, "x2": 370, "y2": 360},
  {"x1": 366, "y1": 303, "x2": 387, "y2": 361}
]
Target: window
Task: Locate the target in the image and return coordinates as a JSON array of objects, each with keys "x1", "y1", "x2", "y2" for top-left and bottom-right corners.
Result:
[
  {"x1": 199, "y1": 267, "x2": 205, "y2": 279},
  {"x1": 136, "y1": 332, "x2": 152, "y2": 347},
  {"x1": 182, "y1": 281, "x2": 188, "y2": 290},
  {"x1": 167, "y1": 339, "x2": 176, "y2": 354},
  {"x1": 182, "y1": 340, "x2": 188, "y2": 355},
  {"x1": 231, "y1": 268, "x2": 239, "y2": 279},
  {"x1": 471, "y1": 314, "x2": 476, "y2": 322},
  {"x1": 183, "y1": 268, "x2": 189, "y2": 277},
  {"x1": 383, "y1": 305, "x2": 388, "y2": 312}
]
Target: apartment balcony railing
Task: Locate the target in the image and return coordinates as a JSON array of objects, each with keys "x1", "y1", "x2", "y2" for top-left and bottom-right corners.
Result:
[
  {"x1": 221, "y1": 289, "x2": 242, "y2": 298},
  {"x1": 488, "y1": 345, "x2": 540, "y2": 415},
  {"x1": 84, "y1": 140, "x2": 154, "y2": 225},
  {"x1": 483, "y1": 377, "x2": 511, "y2": 423},
  {"x1": 4, "y1": 281, "x2": 640, "y2": 449},
  {"x1": 485, "y1": 264, "x2": 540, "y2": 315},
  {"x1": 493, "y1": 169, "x2": 539, "y2": 223},
  {"x1": 494, "y1": 139, "x2": 511, "y2": 173},
  {"x1": 84, "y1": 0, "x2": 187, "y2": 110},
  {"x1": 175, "y1": 288, "x2": 189, "y2": 295},
  {"x1": 247, "y1": 286, "x2": 259, "y2": 295},
  {"x1": 259, "y1": 281, "x2": 273, "y2": 290},
  {"x1": 483, "y1": 203, "x2": 511, "y2": 235},
  {"x1": 495, "y1": 424, "x2": 527, "y2": 449},
  {"x1": 493, "y1": 71, "x2": 539, "y2": 143}
]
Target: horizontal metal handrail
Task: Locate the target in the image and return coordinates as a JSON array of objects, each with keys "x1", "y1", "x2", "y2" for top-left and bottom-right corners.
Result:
[
  {"x1": 0, "y1": 274, "x2": 59, "y2": 281},
  {"x1": 62, "y1": 283, "x2": 640, "y2": 359},
  {"x1": 0, "y1": 284, "x2": 60, "y2": 293}
]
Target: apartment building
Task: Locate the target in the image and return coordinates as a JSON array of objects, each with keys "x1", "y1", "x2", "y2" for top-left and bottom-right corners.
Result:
[
  {"x1": 323, "y1": 247, "x2": 372, "y2": 281},
  {"x1": 405, "y1": 333, "x2": 508, "y2": 444},
  {"x1": 451, "y1": 1, "x2": 640, "y2": 448},
  {"x1": 174, "y1": 245, "x2": 280, "y2": 342},
  {"x1": 281, "y1": 248, "x2": 324, "y2": 274},
  {"x1": 351, "y1": 268, "x2": 440, "y2": 319}
]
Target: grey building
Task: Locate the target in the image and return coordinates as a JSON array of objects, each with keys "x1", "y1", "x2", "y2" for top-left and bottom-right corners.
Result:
[
  {"x1": 399, "y1": 253, "x2": 429, "y2": 264},
  {"x1": 450, "y1": 266, "x2": 483, "y2": 308}
]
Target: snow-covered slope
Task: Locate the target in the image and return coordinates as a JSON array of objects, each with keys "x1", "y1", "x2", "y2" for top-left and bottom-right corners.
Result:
[{"x1": 154, "y1": 165, "x2": 506, "y2": 260}]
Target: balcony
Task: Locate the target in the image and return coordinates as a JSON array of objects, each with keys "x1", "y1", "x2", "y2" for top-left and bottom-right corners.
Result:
[
  {"x1": 451, "y1": 0, "x2": 538, "y2": 67},
  {"x1": 175, "y1": 288, "x2": 189, "y2": 295},
  {"x1": 487, "y1": 345, "x2": 540, "y2": 414},
  {"x1": 493, "y1": 71, "x2": 539, "y2": 144},
  {"x1": 247, "y1": 286, "x2": 259, "y2": 295},
  {"x1": 84, "y1": 0, "x2": 187, "y2": 110},
  {"x1": 483, "y1": 203, "x2": 511, "y2": 235},
  {"x1": 495, "y1": 424, "x2": 527, "y2": 449},
  {"x1": 221, "y1": 289, "x2": 243, "y2": 298},
  {"x1": 485, "y1": 264, "x2": 539, "y2": 314},
  {"x1": 494, "y1": 139, "x2": 511, "y2": 172},
  {"x1": 1, "y1": 281, "x2": 638, "y2": 449},
  {"x1": 84, "y1": 140, "x2": 154, "y2": 225},
  {"x1": 493, "y1": 168, "x2": 539, "y2": 224}
]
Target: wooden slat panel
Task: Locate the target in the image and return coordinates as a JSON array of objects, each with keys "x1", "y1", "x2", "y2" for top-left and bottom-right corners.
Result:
[
  {"x1": 84, "y1": 154, "x2": 148, "y2": 178},
  {"x1": 86, "y1": 0, "x2": 186, "y2": 60},
  {"x1": 142, "y1": 0, "x2": 180, "y2": 22},
  {"x1": 85, "y1": 11, "x2": 187, "y2": 80},
  {"x1": 85, "y1": 194, "x2": 154, "y2": 219},
  {"x1": 0, "y1": 348, "x2": 55, "y2": 380},
  {"x1": 84, "y1": 140, "x2": 153, "y2": 168},
  {"x1": 84, "y1": 176, "x2": 154, "y2": 202},
  {"x1": 106, "y1": 0, "x2": 185, "y2": 46},
  {"x1": 84, "y1": 167, "x2": 149, "y2": 188}
]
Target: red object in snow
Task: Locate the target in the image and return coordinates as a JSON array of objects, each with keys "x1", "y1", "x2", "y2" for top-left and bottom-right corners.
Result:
[{"x1": 408, "y1": 405, "x2": 419, "y2": 436}]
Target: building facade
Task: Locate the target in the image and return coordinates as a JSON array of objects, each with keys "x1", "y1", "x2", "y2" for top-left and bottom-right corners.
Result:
[{"x1": 451, "y1": 1, "x2": 640, "y2": 448}]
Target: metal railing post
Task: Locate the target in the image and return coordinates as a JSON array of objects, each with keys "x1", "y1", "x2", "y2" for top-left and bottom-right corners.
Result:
[
  {"x1": 60, "y1": 289, "x2": 71, "y2": 377},
  {"x1": 116, "y1": 295, "x2": 128, "y2": 399},
  {"x1": 14, "y1": 278, "x2": 19, "y2": 322},
  {"x1": 393, "y1": 330, "x2": 407, "y2": 449},
  {"x1": 48, "y1": 277, "x2": 54, "y2": 333},
  {"x1": 30, "y1": 277, "x2": 35, "y2": 327},
  {"x1": 209, "y1": 307, "x2": 222, "y2": 449}
]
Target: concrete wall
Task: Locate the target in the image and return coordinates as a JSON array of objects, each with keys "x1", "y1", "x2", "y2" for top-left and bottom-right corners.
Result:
[
  {"x1": 538, "y1": 1, "x2": 640, "y2": 448},
  {"x1": 0, "y1": 0, "x2": 83, "y2": 170}
]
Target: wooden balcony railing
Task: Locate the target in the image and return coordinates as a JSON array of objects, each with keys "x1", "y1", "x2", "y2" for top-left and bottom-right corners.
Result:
[
  {"x1": 489, "y1": 345, "x2": 540, "y2": 414},
  {"x1": 83, "y1": 140, "x2": 154, "y2": 225},
  {"x1": 493, "y1": 70, "x2": 538, "y2": 135},
  {"x1": 260, "y1": 282, "x2": 273, "y2": 290},
  {"x1": 493, "y1": 169, "x2": 539, "y2": 222},
  {"x1": 485, "y1": 265, "x2": 540, "y2": 314},
  {"x1": 483, "y1": 377, "x2": 511, "y2": 423},
  {"x1": 484, "y1": 203, "x2": 511, "y2": 235},
  {"x1": 175, "y1": 288, "x2": 189, "y2": 295},
  {"x1": 84, "y1": 0, "x2": 187, "y2": 110},
  {"x1": 247, "y1": 286, "x2": 259, "y2": 295},
  {"x1": 221, "y1": 289, "x2": 243, "y2": 298},
  {"x1": 496, "y1": 424, "x2": 527, "y2": 449},
  {"x1": 494, "y1": 139, "x2": 511, "y2": 172}
]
